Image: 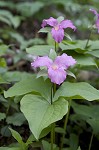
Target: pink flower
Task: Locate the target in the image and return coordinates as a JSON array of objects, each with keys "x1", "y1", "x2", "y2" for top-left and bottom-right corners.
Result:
[
  {"x1": 31, "y1": 53, "x2": 76, "y2": 85},
  {"x1": 41, "y1": 17, "x2": 76, "y2": 43},
  {"x1": 90, "y1": 8, "x2": 99, "y2": 33}
]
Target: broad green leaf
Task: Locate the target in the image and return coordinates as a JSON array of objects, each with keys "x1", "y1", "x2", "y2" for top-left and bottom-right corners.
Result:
[
  {"x1": 6, "y1": 112, "x2": 26, "y2": 126},
  {"x1": 9, "y1": 128, "x2": 23, "y2": 144},
  {"x1": 0, "y1": 15, "x2": 11, "y2": 25},
  {"x1": 67, "y1": 70, "x2": 76, "y2": 79},
  {"x1": 0, "y1": 1, "x2": 15, "y2": 8},
  {"x1": 53, "y1": 82, "x2": 99, "y2": 101},
  {"x1": 74, "y1": 54, "x2": 97, "y2": 67},
  {"x1": 0, "y1": 147, "x2": 21, "y2": 150},
  {"x1": 57, "y1": 16, "x2": 64, "y2": 23},
  {"x1": 65, "y1": 33, "x2": 72, "y2": 41},
  {"x1": 88, "y1": 40, "x2": 99, "y2": 50},
  {"x1": 87, "y1": 118, "x2": 99, "y2": 134},
  {"x1": 38, "y1": 27, "x2": 51, "y2": 33},
  {"x1": 77, "y1": 147, "x2": 81, "y2": 150},
  {"x1": 49, "y1": 49, "x2": 57, "y2": 60},
  {"x1": 0, "y1": 113, "x2": 6, "y2": 121},
  {"x1": 59, "y1": 40, "x2": 87, "y2": 53},
  {"x1": 3, "y1": 71, "x2": 33, "y2": 82},
  {"x1": 16, "y1": 2, "x2": 44, "y2": 17},
  {"x1": 0, "y1": 75, "x2": 9, "y2": 84},
  {"x1": 26, "y1": 45, "x2": 54, "y2": 56},
  {"x1": 26, "y1": 126, "x2": 51, "y2": 144},
  {"x1": 0, "y1": 58, "x2": 6, "y2": 67},
  {"x1": 55, "y1": 127, "x2": 65, "y2": 134},
  {"x1": 64, "y1": 51, "x2": 97, "y2": 67},
  {"x1": 70, "y1": 133, "x2": 78, "y2": 150},
  {"x1": 0, "y1": 10, "x2": 21, "y2": 28},
  {"x1": 4, "y1": 77, "x2": 51, "y2": 101},
  {"x1": 71, "y1": 102, "x2": 99, "y2": 134},
  {"x1": 86, "y1": 50, "x2": 99, "y2": 58},
  {"x1": 42, "y1": 140, "x2": 57, "y2": 150},
  {"x1": 1, "y1": 126, "x2": 11, "y2": 137},
  {"x1": 37, "y1": 69, "x2": 48, "y2": 79},
  {"x1": 21, "y1": 94, "x2": 68, "y2": 139},
  {"x1": 0, "y1": 44, "x2": 8, "y2": 56},
  {"x1": 71, "y1": 102, "x2": 99, "y2": 119}
]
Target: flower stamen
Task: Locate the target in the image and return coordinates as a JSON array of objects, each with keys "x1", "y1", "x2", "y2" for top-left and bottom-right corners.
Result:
[
  {"x1": 54, "y1": 25, "x2": 59, "y2": 31},
  {"x1": 52, "y1": 64, "x2": 58, "y2": 70}
]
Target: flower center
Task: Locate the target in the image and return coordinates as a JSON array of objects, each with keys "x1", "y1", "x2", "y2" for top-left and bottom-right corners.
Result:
[
  {"x1": 52, "y1": 64, "x2": 58, "y2": 70},
  {"x1": 54, "y1": 25, "x2": 59, "y2": 31}
]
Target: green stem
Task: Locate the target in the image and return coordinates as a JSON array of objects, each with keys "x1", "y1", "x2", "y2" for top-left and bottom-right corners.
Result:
[
  {"x1": 88, "y1": 132, "x2": 94, "y2": 150},
  {"x1": 59, "y1": 99, "x2": 71, "y2": 150},
  {"x1": 50, "y1": 83, "x2": 56, "y2": 150},
  {"x1": 51, "y1": 123, "x2": 54, "y2": 150},
  {"x1": 50, "y1": 41, "x2": 57, "y2": 150},
  {"x1": 6, "y1": 99, "x2": 12, "y2": 116},
  {"x1": 55, "y1": 41, "x2": 57, "y2": 52},
  {"x1": 85, "y1": 28, "x2": 92, "y2": 49}
]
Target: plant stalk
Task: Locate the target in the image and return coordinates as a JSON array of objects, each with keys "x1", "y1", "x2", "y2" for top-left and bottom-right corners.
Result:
[
  {"x1": 85, "y1": 28, "x2": 92, "y2": 49},
  {"x1": 50, "y1": 83, "x2": 56, "y2": 150},
  {"x1": 59, "y1": 99, "x2": 71, "y2": 150},
  {"x1": 55, "y1": 41, "x2": 57, "y2": 52},
  {"x1": 88, "y1": 132, "x2": 94, "y2": 150}
]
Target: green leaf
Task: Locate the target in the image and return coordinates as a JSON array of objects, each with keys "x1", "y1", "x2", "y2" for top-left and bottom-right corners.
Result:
[
  {"x1": 37, "y1": 69, "x2": 48, "y2": 79},
  {"x1": 21, "y1": 94, "x2": 68, "y2": 139},
  {"x1": 0, "y1": 58, "x2": 6, "y2": 67},
  {"x1": 55, "y1": 127, "x2": 65, "y2": 134},
  {"x1": 67, "y1": 70, "x2": 76, "y2": 79},
  {"x1": 53, "y1": 82, "x2": 99, "y2": 101},
  {"x1": 26, "y1": 45, "x2": 54, "y2": 56},
  {"x1": 74, "y1": 54, "x2": 97, "y2": 67},
  {"x1": 0, "y1": 147, "x2": 21, "y2": 150},
  {"x1": 88, "y1": 40, "x2": 99, "y2": 50},
  {"x1": 0, "y1": 44, "x2": 8, "y2": 56},
  {"x1": 86, "y1": 50, "x2": 99, "y2": 58},
  {"x1": 71, "y1": 102, "x2": 99, "y2": 134},
  {"x1": 38, "y1": 27, "x2": 51, "y2": 33},
  {"x1": 87, "y1": 118, "x2": 99, "y2": 134},
  {"x1": 16, "y1": 2, "x2": 44, "y2": 17},
  {"x1": 9, "y1": 128, "x2": 23, "y2": 144},
  {"x1": 4, "y1": 77, "x2": 51, "y2": 101},
  {"x1": 0, "y1": 113, "x2": 6, "y2": 121},
  {"x1": 57, "y1": 16, "x2": 64, "y2": 23},
  {"x1": 59, "y1": 40, "x2": 87, "y2": 53},
  {"x1": 6, "y1": 112, "x2": 26, "y2": 126},
  {"x1": 1, "y1": 126, "x2": 11, "y2": 137},
  {"x1": 49, "y1": 49, "x2": 57, "y2": 60},
  {"x1": 26, "y1": 126, "x2": 51, "y2": 144},
  {"x1": 42, "y1": 140, "x2": 57, "y2": 150},
  {"x1": 0, "y1": 10, "x2": 21, "y2": 28},
  {"x1": 0, "y1": 75, "x2": 9, "y2": 84},
  {"x1": 64, "y1": 33, "x2": 72, "y2": 41},
  {"x1": 3, "y1": 71, "x2": 33, "y2": 82},
  {"x1": 77, "y1": 146, "x2": 81, "y2": 150},
  {"x1": 70, "y1": 133, "x2": 78, "y2": 150}
]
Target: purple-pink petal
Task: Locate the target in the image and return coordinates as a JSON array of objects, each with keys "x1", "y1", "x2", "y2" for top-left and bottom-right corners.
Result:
[
  {"x1": 60, "y1": 20, "x2": 76, "y2": 30},
  {"x1": 54, "y1": 53, "x2": 76, "y2": 69},
  {"x1": 48, "y1": 67, "x2": 66, "y2": 85},
  {"x1": 31, "y1": 56, "x2": 52, "y2": 68},
  {"x1": 90, "y1": 8, "x2": 99, "y2": 33},
  {"x1": 96, "y1": 18, "x2": 99, "y2": 33},
  {"x1": 51, "y1": 27, "x2": 64, "y2": 43},
  {"x1": 41, "y1": 17, "x2": 58, "y2": 28},
  {"x1": 89, "y1": 8, "x2": 98, "y2": 16}
]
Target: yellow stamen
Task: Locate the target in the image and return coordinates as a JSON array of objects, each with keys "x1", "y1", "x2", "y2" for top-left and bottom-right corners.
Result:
[
  {"x1": 52, "y1": 64, "x2": 58, "y2": 70},
  {"x1": 54, "y1": 26, "x2": 59, "y2": 31}
]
